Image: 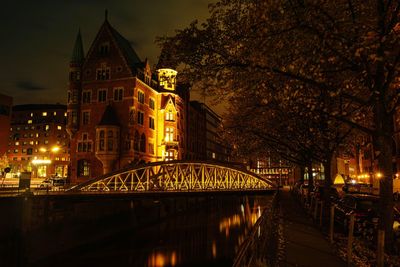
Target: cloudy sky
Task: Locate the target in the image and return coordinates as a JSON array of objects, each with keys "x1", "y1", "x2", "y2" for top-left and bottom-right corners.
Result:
[{"x1": 0, "y1": 0, "x2": 214, "y2": 106}]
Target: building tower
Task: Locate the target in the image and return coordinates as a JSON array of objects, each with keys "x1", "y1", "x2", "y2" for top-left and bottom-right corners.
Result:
[
  {"x1": 67, "y1": 15, "x2": 189, "y2": 183},
  {"x1": 66, "y1": 30, "x2": 84, "y2": 138}
]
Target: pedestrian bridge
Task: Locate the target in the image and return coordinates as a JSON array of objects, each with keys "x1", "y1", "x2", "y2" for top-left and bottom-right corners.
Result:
[{"x1": 71, "y1": 160, "x2": 276, "y2": 193}]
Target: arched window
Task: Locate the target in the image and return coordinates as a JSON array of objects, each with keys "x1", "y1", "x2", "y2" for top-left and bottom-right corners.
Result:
[
  {"x1": 140, "y1": 133, "x2": 146, "y2": 152},
  {"x1": 99, "y1": 130, "x2": 105, "y2": 151},
  {"x1": 134, "y1": 131, "x2": 139, "y2": 151}
]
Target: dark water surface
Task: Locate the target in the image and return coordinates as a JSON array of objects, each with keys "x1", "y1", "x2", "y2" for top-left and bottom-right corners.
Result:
[{"x1": 13, "y1": 194, "x2": 272, "y2": 267}]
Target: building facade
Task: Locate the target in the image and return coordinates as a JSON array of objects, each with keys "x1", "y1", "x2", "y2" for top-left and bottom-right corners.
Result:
[
  {"x1": 7, "y1": 104, "x2": 69, "y2": 178},
  {"x1": 187, "y1": 101, "x2": 231, "y2": 162},
  {"x1": 0, "y1": 94, "x2": 13, "y2": 157},
  {"x1": 67, "y1": 17, "x2": 188, "y2": 183}
]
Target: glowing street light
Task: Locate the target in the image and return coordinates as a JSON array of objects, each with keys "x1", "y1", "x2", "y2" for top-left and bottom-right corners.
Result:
[{"x1": 51, "y1": 146, "x2": 60, "y2": 152}]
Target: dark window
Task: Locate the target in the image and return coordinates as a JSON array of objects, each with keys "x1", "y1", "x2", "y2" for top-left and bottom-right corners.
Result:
[
  {"x1": 99, "y1": 130, "x2": 105, "y2": 151},
  {"x1": 140, "y1": 133, "x2": 146, "y2": 152},
  {"x1": 114, "y1": 88, "x2": 123, "y2": 101},
  {"x1": 82, "y1": 111, "x2": 90, "y2": 125},
  {"x1": 82, "y1": 91, "x2": 91, "y2": 104},
  {"x1": 137, "y1": 111, "x2": 144, "y2": 125},
  {"x1": 149, "y1": 117, "x2": 155, "y2": 130},
  {"x1": 138, "y1": 91, "x2": 145, "y2": 104},
  {"x1": 98, "y1": 89, "x2": 107, "y2": 102},
  {"x1": 149, "y1": 98, "x2": 155, "y2": 110}
]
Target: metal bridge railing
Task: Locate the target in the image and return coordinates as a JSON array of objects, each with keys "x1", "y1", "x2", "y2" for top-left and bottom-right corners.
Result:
[{"x1": 232, "y1": 192, "x2": 281, "y2": 267}]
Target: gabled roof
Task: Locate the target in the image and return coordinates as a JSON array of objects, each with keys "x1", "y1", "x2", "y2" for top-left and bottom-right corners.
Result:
[
  {"x1": 108, "y1": 25, "x2": 141, "y2": 68},
  {"x1": 84, "y1": 18, "x2": 142, "y2": 75},
  {"x1": 161, "y1": 95, "x2": 177, "y2": 111},
  {"x1": 70, "y1": 29, "x2": 84, "y2": 63},
  {"x1": 98, "y1": 105, "x2": 119, "y2": 126}
]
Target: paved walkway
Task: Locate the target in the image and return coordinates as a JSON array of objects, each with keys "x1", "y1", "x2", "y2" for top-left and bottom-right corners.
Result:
[{"x1": 280, "y1": 189, "x2": 346, "y2": 267}]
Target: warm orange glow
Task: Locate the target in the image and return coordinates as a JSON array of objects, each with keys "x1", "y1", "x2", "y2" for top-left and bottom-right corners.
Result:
[
  {"x1": 212, "y1": 240, "x2": 217, "y2": 258},
  {"x1": 51, "y1": 146, "x2": 60, "y2": 152},
  {"x1": 39, "y1": 147, "x2": 47, "y2": 152},
  {"x1": 376, "y1": 172, "x2": 383, "y2": 179},
  {"x1": 147, "y1": 251, "x2": 177, "y2": 267}
]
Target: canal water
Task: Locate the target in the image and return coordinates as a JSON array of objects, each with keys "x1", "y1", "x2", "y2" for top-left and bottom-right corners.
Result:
[{"x1": 12, "y1": 194, "x2": 272, "y2": 267}]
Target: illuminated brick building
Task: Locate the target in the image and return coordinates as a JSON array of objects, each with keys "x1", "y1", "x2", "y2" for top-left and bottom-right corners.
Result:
[
  {"x1": 7, "y1": 104, "x2": 69, "y2": 178},
  {"x1": 67, "y1": 16, "x2": 188, "y2": 183}
]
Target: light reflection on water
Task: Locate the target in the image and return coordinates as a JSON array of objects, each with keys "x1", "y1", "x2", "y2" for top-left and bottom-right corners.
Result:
[
  {"x1": 33, "y1": 195, "x2": 271, "y2": 267},
  {"x1": 147, "y1": 250, "x2": 177, "y2": 267},
  {"x1": 146, "y1": 197, "x2": 267, "y2": 266}
]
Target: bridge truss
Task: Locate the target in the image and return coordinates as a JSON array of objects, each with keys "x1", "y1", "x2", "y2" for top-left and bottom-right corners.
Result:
[{"x1": 73, "y1": 161, "x2": 275, "y2": 193}]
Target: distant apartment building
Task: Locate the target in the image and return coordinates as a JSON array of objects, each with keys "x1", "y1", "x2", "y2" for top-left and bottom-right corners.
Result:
[
  {"x1": 187, "y1": 101, "x2": 231, "y2": 162},
  {"x1": 66, "y1": 16, "x2": 188, "y2": 183},
  {"x1": 0, "y1": 94, "x2": 13, "y2": 157},
  {"x1": 7, "y1": 104, "x2": 69, "y2": 178}
]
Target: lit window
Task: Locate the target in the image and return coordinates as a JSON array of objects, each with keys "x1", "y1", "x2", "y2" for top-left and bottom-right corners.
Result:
[
  {"x1": 15, "y1": 141, "x2": 19, "y2": 146},
  {"x1": 64, "y1": 112, "x2": 67, "y2": 117},
  {"x1": 165, "y1": 110, "x2": 174, "y2": 121},
  {"x1": 29, "y1": 141, "x2": 34, "y2": 145},
  {"x1": 53, "y1": 112, "x2": 57, "y2": 116},
  {"x1": 28, "y1": 120, "x2": 32, "y2": 124},
  {"x1": 138, "y1": 91, "x2": 145, "y2": 104},
  {"x1": 57, "y1": 126, "x2": 62, "y2": 130},
  {"x1": 45, "y1": 125, "x2": 50, "y2": 131},
  {"x1": 44, "y1": 140, "x2": 49, "y2": 144},
  {"x1": 165, "y1": 127, "x2": 174, "y2": 142},
  {"x1": 42, "y1": 112, "x2": 47, "y2": 116},
  {"x1": 30, "y1": 113, "x2": 33, "y2": 117}
]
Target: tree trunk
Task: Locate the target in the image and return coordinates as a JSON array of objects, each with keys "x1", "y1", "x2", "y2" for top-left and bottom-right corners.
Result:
[
  {"x1": 374, "y1": 99, "x2": 394, "y2": 251},
  {"x1": 299, "y1": 165, "x2": 305, "y2": 183}
]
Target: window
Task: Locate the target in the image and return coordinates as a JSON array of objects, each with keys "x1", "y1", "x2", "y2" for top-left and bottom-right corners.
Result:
[
  {"x1": 82, "y1": 91, "x2": 91, "y2": 104},
  {"x1": 137, "y1": 111, "x2": 144, "y2": 125},
  {"x1": 138, "y1": 91, "x2": 145, "y2": 104},
  {"x1": 149, "y1": 98, "x2": 155, "y2": 110},
  {"x1": 57, "y1": 125, "x2": 62, "y2": 130},
  {"x1": 165, "y1": 127, "x2": 174, "y2": 142},
  {"x1": 165, "y1": 110, "x2": 174, "y2": 121},
  {"x1": 98, "y1": 89, "x2": 107, "y2": 102},
  {"x1": 165, "y1": 150, "x2": 175, "y2": 161},
  {"x1": 45, "y1": 125, "x2": 50, "y2": 131},
  {"x1": 42, "y1": 112, "x2": 47, "y2": 116},
  {"x1": 78, "y1": 160, "x2": 90, "y2": 177},
  {"x1": 113, "y1": 88, "x2": 123, "y2": 101},
  {"x1": 99, "y1": 130, "x2": 105, "y2": 151},
  {"x1": 140, "y1": 133, "x2": 146, "y2": 152},
  {"x1": 53, "y1": 112, "x2": 57, "y2": 116},
  {"x1": 72, "y1": 111, "x2": 78, "y2": 124},
  {"x1": 96, "y1": 66, "x2": 110, "y2": 80},
  {"x1": 78, "y1": 133, "x2": 92, "y2": 152},
  {"x1": 149, "y1": 117, "x2": 155, "y2": 130},
  {"x1": 129, "y1": 108, "x2": 135, "y2": 124},
  {"x1": 28, "y1": 120, "x2": 32, "y2": 124},
  {"x1": 99, "y1": 42, "x2": 110, "y2": 55},
  {"x1": 82, "y1": 111, "x2": 90, "y2": 125},
  {"x1": 107, "y1": 130, "x2": 113, "y2": 151}
]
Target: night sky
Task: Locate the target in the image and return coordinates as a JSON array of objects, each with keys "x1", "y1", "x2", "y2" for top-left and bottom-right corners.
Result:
[{"x1": 0, "y1": 0, "x2": 214, "y2": 107}]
